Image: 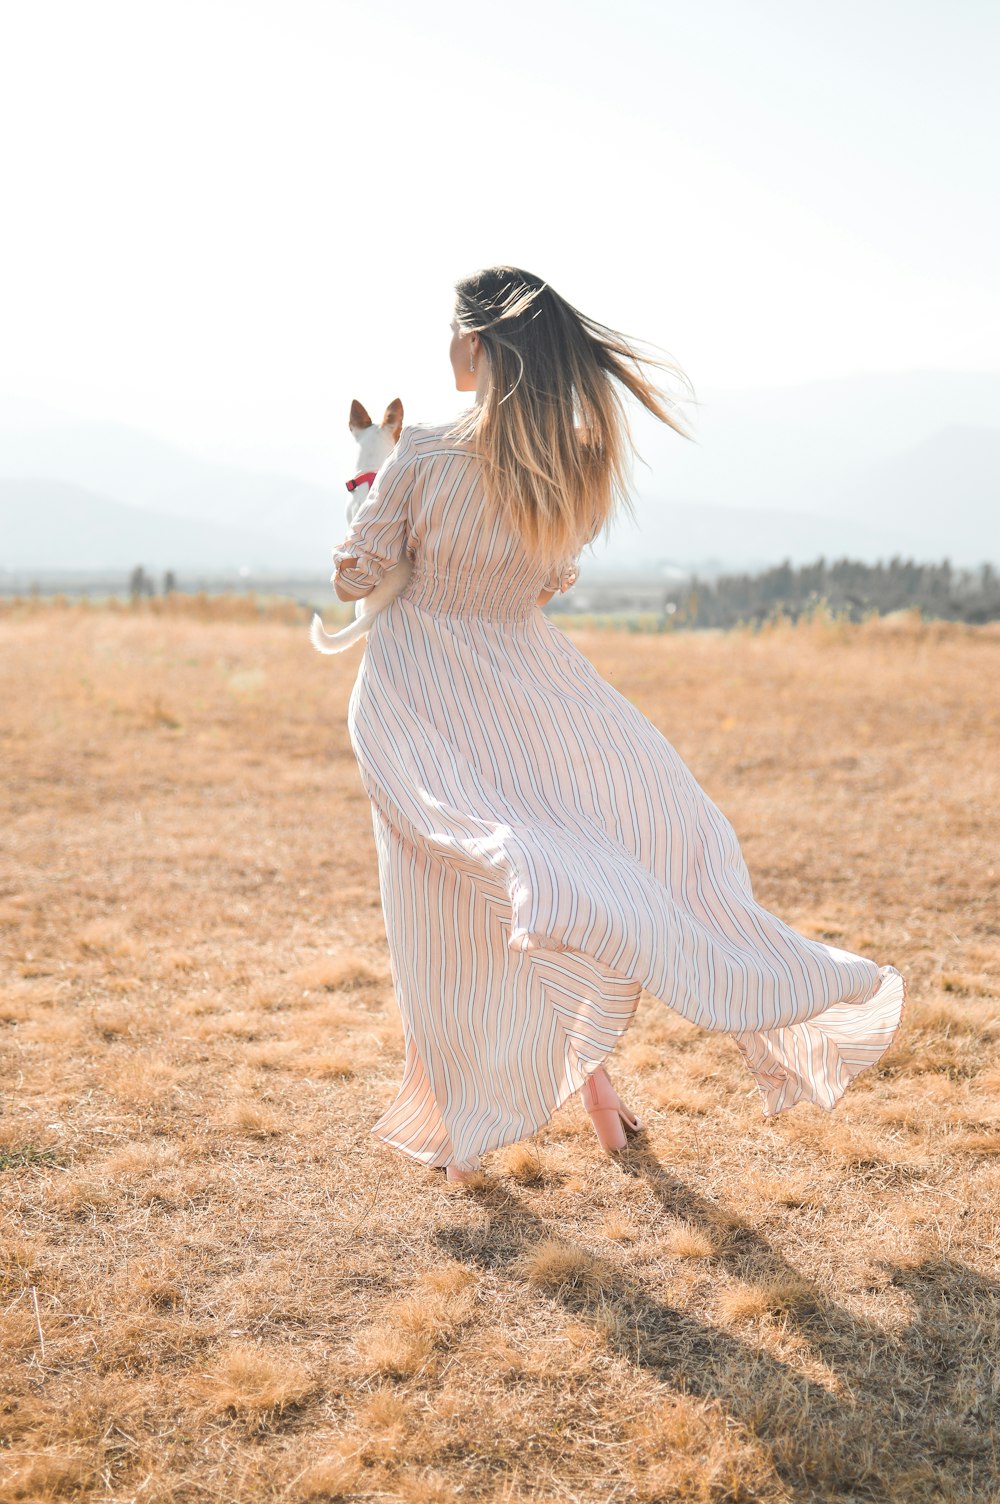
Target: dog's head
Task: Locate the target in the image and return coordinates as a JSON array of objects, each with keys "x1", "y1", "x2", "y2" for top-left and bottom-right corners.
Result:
[
  {"x1": 346, "y1": 398, "x2": 403, "y2": 524},
  {"x1": 349, "y1": 398, "x2": 403, "y2": 465}
]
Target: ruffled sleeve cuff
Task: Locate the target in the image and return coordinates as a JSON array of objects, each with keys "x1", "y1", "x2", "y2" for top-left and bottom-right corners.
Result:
[
  {"x1": 542, "y1": 556, "x2": 581, "y2": 594},
  {"x1": 330, "y1": 541, "x2": 382, "y2": 598}
]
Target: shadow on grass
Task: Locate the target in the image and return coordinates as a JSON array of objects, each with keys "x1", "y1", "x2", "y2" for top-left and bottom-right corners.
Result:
[{"x1": 431, "y1": 1142, "x2": 997, "y2": 1504}]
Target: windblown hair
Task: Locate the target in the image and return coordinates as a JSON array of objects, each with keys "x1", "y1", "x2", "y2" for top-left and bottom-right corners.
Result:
[{"x1": 443, "y1": 266, "x2": 696, "y2": 567}]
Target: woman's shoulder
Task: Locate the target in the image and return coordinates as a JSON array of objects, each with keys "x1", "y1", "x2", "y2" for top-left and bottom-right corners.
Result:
[{"x1": 403, "y1": 417, "x2": 477, "y2": 457}]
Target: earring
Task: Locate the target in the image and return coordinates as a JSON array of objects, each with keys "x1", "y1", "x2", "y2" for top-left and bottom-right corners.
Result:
[{"x1": 469, "y1": 346, "x2": 475, "y2": 373}]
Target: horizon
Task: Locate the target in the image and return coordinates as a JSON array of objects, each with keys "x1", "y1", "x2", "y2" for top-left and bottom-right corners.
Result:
[{"x1": 3, "y1": 364, "x2": 998, "y2": 576}]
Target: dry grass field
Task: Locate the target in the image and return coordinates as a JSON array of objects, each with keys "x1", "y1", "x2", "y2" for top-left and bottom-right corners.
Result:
[{"x1": 1, "y1": 599, "x2": 998, "y2": 1504}]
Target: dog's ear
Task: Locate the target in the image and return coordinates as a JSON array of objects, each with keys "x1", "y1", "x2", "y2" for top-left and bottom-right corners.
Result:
[
  {"x1": 382, "y1": 397, "x2": 403, "y2": 445},
  {"x1": 350, "y1": 399, "x2": 373, "y2": 434}
]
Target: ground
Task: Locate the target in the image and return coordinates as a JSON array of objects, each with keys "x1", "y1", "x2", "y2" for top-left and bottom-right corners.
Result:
[{"x1": 1, "y1": 600, "x2": 998, "y2": 1504}]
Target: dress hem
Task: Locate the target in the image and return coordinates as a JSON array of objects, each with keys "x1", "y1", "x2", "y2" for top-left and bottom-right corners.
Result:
[
  {"x1": 370, "y1": 940, "x2": 909, "y2": 1168},
  {"x1": 750, "y1": 963, "x2": 909, "y2": 1119},
  {"x1": 370, "y1": 982, "x2": 644, "y2": 1174}
]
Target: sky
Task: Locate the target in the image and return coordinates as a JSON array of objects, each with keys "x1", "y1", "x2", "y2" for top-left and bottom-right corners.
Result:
[{"x1": 2, "y1": 0, "x2": 997, "y2": 484}]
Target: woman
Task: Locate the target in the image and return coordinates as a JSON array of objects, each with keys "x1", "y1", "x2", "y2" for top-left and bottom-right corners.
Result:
[{"x1": 327, "y1": 266, "x2": 907, "y2": 1185}]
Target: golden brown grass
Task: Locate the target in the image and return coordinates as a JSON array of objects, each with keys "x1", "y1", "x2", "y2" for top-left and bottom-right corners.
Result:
[{"x1": 1, "y1": 602, "x2": 998, "y2": 1503}]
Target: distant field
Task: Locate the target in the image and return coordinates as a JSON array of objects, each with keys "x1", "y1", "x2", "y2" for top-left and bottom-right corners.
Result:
[{"x1": 2, "y1": 603, "x2": 998, "y2": 1504}]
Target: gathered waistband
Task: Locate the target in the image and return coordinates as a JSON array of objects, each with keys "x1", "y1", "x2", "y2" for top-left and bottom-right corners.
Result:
[{"x1": 398, "y1": 566, "x2": 540, "y2": 625}]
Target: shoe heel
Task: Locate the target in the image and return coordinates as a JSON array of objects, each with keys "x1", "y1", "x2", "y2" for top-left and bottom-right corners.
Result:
[
  {"x1": 581, "y1": 1070, "x2": 632, "y2": 1152},
  {"x1": 445, "y1": 1163, "x2": 479, "y2": 1183},
  {"x1": 589, "y1": 1106, "x2": 628, "y2": 1152}
]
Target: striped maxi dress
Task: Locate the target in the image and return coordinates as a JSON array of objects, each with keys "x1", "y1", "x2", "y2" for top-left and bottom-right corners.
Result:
[{"x1": 328, "y1": 419, "x2": 907, "y2": 1174}]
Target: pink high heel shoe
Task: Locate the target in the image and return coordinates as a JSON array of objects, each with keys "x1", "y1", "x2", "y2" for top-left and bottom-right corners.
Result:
[
  {"x1": 581, "y1": 1067, "x2": 644, "y2": 1152},
  {"x1": 443, "y1": 1161, "x2": 480, "y2": 1183}
]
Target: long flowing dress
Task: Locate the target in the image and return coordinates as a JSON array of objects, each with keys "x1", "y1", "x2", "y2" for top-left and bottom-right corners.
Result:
[{"x1": 328, "y1": 420, "x2": 908, "y2": 1173}]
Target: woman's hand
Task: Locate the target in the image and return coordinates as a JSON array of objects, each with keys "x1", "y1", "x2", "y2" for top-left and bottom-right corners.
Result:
[{"x1": 334, "y1": 557, "x2": 362, "y2": 601}]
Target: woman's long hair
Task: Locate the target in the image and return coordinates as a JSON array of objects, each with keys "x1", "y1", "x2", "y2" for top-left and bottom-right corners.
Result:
[{"x1": 443, "y1": 266, "x2": 696, "y2": 566}]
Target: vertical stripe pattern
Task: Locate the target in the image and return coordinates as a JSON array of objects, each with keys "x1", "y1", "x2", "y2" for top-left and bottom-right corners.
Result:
[{"x1": 329, "y1": 421, "x2": 908, "y2": 1171}]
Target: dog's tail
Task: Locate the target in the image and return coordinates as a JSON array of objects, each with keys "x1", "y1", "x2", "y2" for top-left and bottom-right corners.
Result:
[
  {"x1": 310, "y1": 555, "x2": 414, "y2": 656},
  {"x1": 309, "y1": 611, "x2": 369, "y2": 654}
]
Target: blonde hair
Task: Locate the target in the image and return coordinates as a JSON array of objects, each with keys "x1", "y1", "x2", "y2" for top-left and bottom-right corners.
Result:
[{"x1": 443, "y1": 266, "x2": 696, "y2": 565}]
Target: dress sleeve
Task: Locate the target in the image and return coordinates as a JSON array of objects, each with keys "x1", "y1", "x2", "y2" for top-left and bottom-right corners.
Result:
[
  {"x1": 541, "y1": 554, "x2": 581, "y2": 594},
  {"x1": 330, "y1": 426, "x2": 419, "y2": 598}
]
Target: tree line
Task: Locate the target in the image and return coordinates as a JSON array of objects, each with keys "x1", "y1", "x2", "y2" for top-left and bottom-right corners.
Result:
[{"x1": 667, "y1": 556, "x2": 999, "y2": 629}]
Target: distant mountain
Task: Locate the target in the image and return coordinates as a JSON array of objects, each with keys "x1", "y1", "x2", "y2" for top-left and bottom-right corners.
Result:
[
  {"x1": 631, "y1": 369, "x2": 1000, "y2": 512},
  {"x1": 0, "y1": 477, "x2": 946, "y2": 580},
  {"x1": 0, "y1": 420, "x2": 343, "y2": 560},
  {"x1": 815, "y1": 425, "x2": 1000, "y2": 557},
  {"x1": 588, "y1": 498, "x2": 946, "y2": 578},
  {"x1": 0, "y1": 479, "x2": 324, "y2": 572},
  {"x1": 623, "y1": 371, "x2": 1000, "y2": 567},
  {"x1": 592, "y1": 425, "x2": 1000, "y2": 573}
]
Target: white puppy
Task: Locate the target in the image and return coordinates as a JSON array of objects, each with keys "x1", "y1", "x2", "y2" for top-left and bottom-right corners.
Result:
[{"x1": 311, "y1": 399, "x2": 411, "y2": 655}]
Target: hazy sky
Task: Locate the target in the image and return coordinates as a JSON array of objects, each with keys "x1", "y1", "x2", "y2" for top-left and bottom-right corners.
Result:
[{"x1": 3, "y1": 0, "x2": 997, "y2": 481}]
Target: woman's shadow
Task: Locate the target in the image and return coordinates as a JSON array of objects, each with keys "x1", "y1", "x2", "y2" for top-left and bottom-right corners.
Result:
[{"x1": 431, "y1": 1139, "x2": 996, "y2": 1501}]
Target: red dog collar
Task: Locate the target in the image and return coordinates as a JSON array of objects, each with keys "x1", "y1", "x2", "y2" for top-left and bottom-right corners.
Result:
[{"x1": 346, "y1": 471, "x2": 377, "y2": 493}]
